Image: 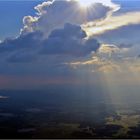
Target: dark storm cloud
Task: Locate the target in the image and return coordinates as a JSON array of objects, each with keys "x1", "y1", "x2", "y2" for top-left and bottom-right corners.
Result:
[
  {"x1": 40, "y1": 23, "x2": 100, "y2": 56},
  {"x1": 0, "y1": 23, "x2": 100, "y2": 63},
  {"x1": 7, "y1": 52, "x2": 37, "y2": 63},
  {"x1": 0, "y1": 31, "x2": 43, "y2": 53}
]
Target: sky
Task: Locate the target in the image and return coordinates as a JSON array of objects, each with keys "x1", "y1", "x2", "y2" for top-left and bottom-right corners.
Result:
[
  {"x1": 0, "y1": 0, "x2": 140, "y2": 90},
  {"x1": 0, "y1": 0, "x2": 44, "y2": 40}
]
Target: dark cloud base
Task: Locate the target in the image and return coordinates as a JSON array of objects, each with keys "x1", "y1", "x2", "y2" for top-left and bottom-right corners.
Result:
[{"x1": 0, "y1": 23, "x2": 100, "y2": 63}]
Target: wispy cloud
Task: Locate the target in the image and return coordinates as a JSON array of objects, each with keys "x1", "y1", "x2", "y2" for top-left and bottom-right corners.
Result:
[
  {"x1": 83, "y1": 11, "x2": 140, "y2": 36},
  {"x1": 0, "y1": 96, "x2": 9, "y2": 99}
]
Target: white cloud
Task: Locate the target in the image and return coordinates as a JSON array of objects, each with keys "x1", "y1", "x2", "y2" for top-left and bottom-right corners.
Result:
[
  {"x1": 21, "y1": 0, "x2": 115, "y2": 36},
  {"x1": 83, "y1": 12, "x2": 140, "y2": 36}
]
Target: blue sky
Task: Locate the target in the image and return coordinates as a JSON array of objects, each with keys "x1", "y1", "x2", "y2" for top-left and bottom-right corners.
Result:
[{"x1": 0, "y1": 1, "x2": 44, "y2": 40}]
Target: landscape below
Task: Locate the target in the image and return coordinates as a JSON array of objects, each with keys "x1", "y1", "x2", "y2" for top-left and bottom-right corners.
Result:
[{"x1": 0, "y1": 87, "x2": 140, "y2": 138}]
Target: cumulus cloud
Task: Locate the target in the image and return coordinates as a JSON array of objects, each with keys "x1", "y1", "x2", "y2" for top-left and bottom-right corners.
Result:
[
  {"x1": 40, "y1": 23, "x2": 100, "y2": 56},
  {"x1": 7, "y1": 52, "x2": 37, "y2": 63},
  {"x1": 96, "y1": 44, "x2": 122, "y2": 60},
  {"x1": 99, "y1": 44, "x2": 120, "y2": 54},
  {"x1": 66, "y1": 43, "x2": 135, "y2": 73},
  {"x1": 0, "y1": 23, "x2": 100, "y2": 64},
  {"x1": 0, "y1": 31, "x2": 43, "y2": 53},
  {"x1": 21, "y1": 0, "x2": 113, "y2": 36}
]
